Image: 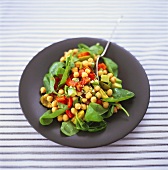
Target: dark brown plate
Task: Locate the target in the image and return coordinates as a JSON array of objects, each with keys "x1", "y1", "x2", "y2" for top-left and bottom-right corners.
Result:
[{"x1": 19, "y1": 37, "x2": 150, "y2": 148}]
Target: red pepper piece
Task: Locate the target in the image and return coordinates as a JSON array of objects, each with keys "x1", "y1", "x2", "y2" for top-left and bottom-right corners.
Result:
[
  {"x1": 88, "y1": 72, "x2": 96, "y2": 80},
  {"x1": 98, "y1": 63, "x2": 107, "y2": 70},
  {"x1": 96, "y1": 99, "x2": 102, "y2": 105},
  {"x1": 66, "y1": 77, "x2": 77, "y2": 87},
  {"x1": 66, "y1": 110, "x2": 74, "y2": 118},
  {"x1": 81, "y1": 77, "x2": 90, "y2": 85},
  {"x1": 78, "y1": 52, "x2": 90, "y2": 58},
  {"x1": 56, "y1": 96, "x2": 67, "y2": 104},
  {"x1": 67, "y1": 97, "x2": 73, "y2": 108}
]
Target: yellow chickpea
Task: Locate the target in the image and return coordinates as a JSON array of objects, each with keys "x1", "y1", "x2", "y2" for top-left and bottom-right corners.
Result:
[
  {"x1": 85, "y1": 68, "x2": 91, "y2": 74},
  {"x1": 77, "y1": 91, "x2": 82, "y2": 96},
  {"x1": 86, "y1": 92, "x2": 92, "y2": 99},
  {"x1": 58, "y1": 89, "x2": 64, "y2": 95},
  {"x1": 71, "y1": 107, "x2": 77, "y2": 114},
  {"x1": 91, "y1": 96, "x2": 97, "y2": 103},
  {"x1": 60, "y1": 56, "x2": 65, "y2": 62},
  {"x1": 83, "y1": 86, "x2": 90, "y2": 93},
  {"x1": 88, "y1": 58, "x2": 94, "y2": 62},
  {"x1": 40, "y1": 87, "x2": 46, "y2": 94},
  {"x1": 82, "y1": 60, "x2": 89, "y2": 67},
  {"x1": 94, "y1": 85, "x2": 100, "y2": 92},
  {"x1": 63, "y1": 114, "x2": 69, "y2": 122},
  {"x1": 51, "y1": 100, "x2": 57, "y2": 107},
  {"x1": 47, "y1": 96, "x2": 53, "y2": 102},
  {"x1": 75, "y1": 103, "x2": 81, "y2": 110},
  {"x1": 75, "y1": 61, "x2": 82, "y2": 68},
  {"x1": 103, "y1": 70, "x2": 108, "y2": 75},
  {"x1": 72, "y1": 67, "x2": 78, "y2": 73},
  {"x1": 114, "y1": 107, "x2": 118, "y2": 113},
  {"x1": 82, "y1": 72, "x2": 88, "y2": 78},
  {"x1": 73, "y1": 72, "x2": 79, "y2": 78},
  {"x1": 98, "y1": 70, "x2": 103, "y2": 76},
  {"x1": 81, "y1": 104, "x2": 87, "y2": 110},
  {"x1": 94, "y1": 55, "x2": 98, "y2": 61},
  {"x1": 72, "y1": 96, "x2": 78, "y2": 101},
  {"x1": 57, "y1": 115, "x2": 63, "y2": 122},
  {"x1": 52, "y1": 107, "x2": 58, "y2": 112},
  {"x1": 107, "y1": 89, "x2": 113, "y2": 96},
  {"x1": 108, "y1": 73, "x2": 113, "y2": 78},
  {"x1": 103, "y1": 102, "x2": 109, "y2": 109},
  {"x1": 110, "y1": 76, "x2": 116, "y2": 83},
  {"x1": 95, "y1": 92, "x2": 101, "y2": 99},
  {"x1": 82, "y1": 98, "x2": 87, "y2": 103}
]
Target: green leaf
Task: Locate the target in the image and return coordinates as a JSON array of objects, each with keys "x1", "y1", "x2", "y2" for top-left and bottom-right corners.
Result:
[
  {"x1": 61, "y1": 121, "x2": 79, "y2": 136},
  {"x1": 78, "y1": 43, "x2": 90, "y2": 50},
  {"x1": 85, "y1": 103, "x2": 108, "y2": 122},
  {"x1": 102, "y1": 57, "x2": 118, "y2": 77},
  {"x1": 87, "y1": 121, "x2": 107, "y2": 132},
  {"x1": 114, "y1": 103, "x2": 130, "y2": 117},
  {"x1": 75, "y1": 117, "x2": 89, "y2": 131},
  {"x1": 103, "y1": 88, "x2": 135, "y2": 102},
  {"x1": 89, "y1": 43, "x2": 104, "y2": 55},
  {"x1": 49, "y1": 62, "x2": 65, "y2": 76},
  {"x1": 102, "y1": 105, "x2": 114, "y2": 118},
  {"x1": 39, "y1": 106, "x2": 68, "y2": 126},
  {"x1": 43, "y1": 73, "x2": 55, "y2": 94}
]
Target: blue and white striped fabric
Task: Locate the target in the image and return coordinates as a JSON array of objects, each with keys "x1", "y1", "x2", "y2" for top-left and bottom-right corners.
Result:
[{"x1": 0, "y1": 0, "x2": 168, "y2": 169}]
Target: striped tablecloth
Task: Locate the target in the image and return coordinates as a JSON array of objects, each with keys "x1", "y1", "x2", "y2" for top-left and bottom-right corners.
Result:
[{"x1": 0, "y1": 0, "x2": 168, "y2": 169}]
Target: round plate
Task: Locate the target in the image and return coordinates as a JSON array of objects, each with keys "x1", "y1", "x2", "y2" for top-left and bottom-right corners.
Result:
[{"x1": 19, "y1": 37, "x2": 150, "y2": 148}]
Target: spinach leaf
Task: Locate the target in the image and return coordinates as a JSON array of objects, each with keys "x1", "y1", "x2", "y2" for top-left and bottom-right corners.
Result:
[
  {"x1": 114, "y1": 103, "x2": 130, "y2": 117},
  {"x1": 78, "y1": 43, "x2": 90, "y2": 50},
  {"x1": 89, "y1": 43, "x2": 104, "y2": 55},
  {"x1": 103, "y1": 88, "x2": 135, "y2": 102},
  {"x1": 49, "y1": 62, "x2": 65, "y2": 76},
  {"x1": 75, "y1": 117, "x2": 89, "y2": 131},
  {"x1": 43, "y1": 73, "x2": 55, "y2": 94},
  {"x1": 58, "y1": 55, "x2": 72, "y2": 88},
  {"x1": 61, "y1": 121, "x2": 79, "y2": 136},
  {"x1": 102, "y1": 57, "x2": 118, "y2": 77},
  {"x1": 87, "y1": 121, "x2": 107, "y2": 132},
  {"x1": 102, "y1": 105, "x2": 114, "y2": 118},
  {"x1": 85, "y1": 103, "x2": 108, "y2": 122},
  {"x1": 39, "y1": 105, "x2": 68, "y2": 126}
]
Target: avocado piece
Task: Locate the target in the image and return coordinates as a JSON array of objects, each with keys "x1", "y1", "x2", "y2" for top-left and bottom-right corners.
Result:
[
  {"x1": 78, "y1": 55, "x2": 90, "y2": 61},
  {"x1": 99, "y1": 81, "x2": 110, "y2": 90},
  {"x1": 116, "y1": 77, "x2": 122, "y2": 84},
  {"x1": 112, "y1": 83, "x2": 122, "y2": 89},
  {"x1": 68, "y1": 87, "x2": 77, "y2": 97},
  {"x1": 99, "y1": 88, "x2": 108, "y2": 99},
  {"x1": 101, "y1": 75, "x2": 109, "y2": 83},
  {"x1": 91, "y1": 80, "x2": 99, "y2": 85}
]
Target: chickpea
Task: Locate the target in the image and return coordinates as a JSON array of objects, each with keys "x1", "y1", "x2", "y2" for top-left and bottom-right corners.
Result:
[
  {"x1": 94, "y1": 85, "x2": 100, "y2": 92},
  {"x1": 63, "y1": 114, "x2": 69, "y2": 122},
  {"x1": 91, "y1": 96, "x2": 97, "y2": 103},
  {"x1": 85, "y1": 92, "x2": 92, "y2": 99},
  {"x1": 103, "y1": 102, "x2": 109, "y2": 109},
  {"x1": 77, "y1": 91, "x2": 82, "y2": 96},
  {"x1": 40, "y1": 87, "x2": 46, "y2": 94},
  {"x1": 95, "y1": 92, "x2": 101, "y2": 99},
  {"x1": 73, "y1": 72, "x2": 79, "y2": 78},
  {"x1": 82, "y1": 98, "x2": 87, "y2": 103},
  {"x1": 108, "y1": 73, "x2": 113, "y2": 78},
  {"x1": 51, "y1": 100, "x2": 57, "y2": 107},
  {"x1": 114, "y1": 107, "x2": 118, "y2": 113},
  {"x1": 82, "y1": 72, "x2": 88, "y2": 78},
  {"x1": 52, "y1": 107, "x2": 58, "y2": 112},
  {"x1": 73, "y1": 49, "x2": 78, "y2": 53},
  {"x1": 57, "y1": 115, "x2": 63, "y2": 122},
  {"x1": 75, "y1": 61, "x2": 82, "y2": 68},
  {"x1": 81, "y1": 104, "x2": 87, "y2": 110},
  {"x1": 85, "y1": 68, "x2": 91, "y2": 74},
  {"x1": 58, "y1": 89, "x2": 64, "y2": 95},
  {"x1": 107, "y1": 89, "x2": 113, "y2": 96},
  {"x1": 110, "y1": 76, "x2": 116, "y2": 83},
  {"x1": 44, "y1": 94, "x2": 49, "y2": 98},
  {"x1": 75, "y1": 103, "x2": 81, "y2": 110},
  {"x1": 83, "y1": 85, "x2": 90, "y2": 93},
  {"x1": 72, "y1": 96, "x2": 78, "y2": 101},
  {"x1": 71, "y1": 107, "x2": 77, "y2": 114},
  {"x1": 88, "y1": 58, "x2": 94, "y2": 62},
  {"x1": 47, "y1": 96, "x2": 53, "y2": 102},
  {"x1": 98, "y1": 70, "x2": 103, "y2": 76},
  {"x1": 82, "y1": 60, "x2": 89, "y2": 67},
  {"x1": 72, "y1": 67, "x2": 78, "y2": 73},
  {"x1": 60, "y1": 56, "x2": 65, "y2": 62},
  {"x1": 94, "y1": 55, "x2": 98, "y2": 61},
  {"x1": 103, "y1": 70, "x2": 108, "y2": 75}
]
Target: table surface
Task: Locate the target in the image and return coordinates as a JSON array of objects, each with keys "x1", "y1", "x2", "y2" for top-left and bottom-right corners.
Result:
[{"x1": 0, "y1": 0, "x2": 168, "y2": 169}]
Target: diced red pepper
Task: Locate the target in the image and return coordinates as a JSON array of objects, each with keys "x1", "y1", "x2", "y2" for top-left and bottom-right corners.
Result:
[
  {"x1": 66, "y1": 110, "x2": 74, "y2": 118},
  {"x1": 88, "y1": 72, "x2": 96, "y2": 80},
  {"x1": 56, "y1": 96, "x2": 67, "y2": 104},
  {"x1": 78, "y1": 52, "x2": 90, "y2": 58},
  {"x1": 76, "y1": 82, "x2": 83, "y2": 92},
  {"x1": 81, "y1": 77, "x2": 90, "y2": 85},
  {"x1": 67, "y1": 97, "x2": 73, "y2": 108},
  {"x1": 96, "y1": 99, "x2": 102, "y2": 105},
  {"x1": 66, "y1": 77, "x2": 77, "y2": 87},
  {"x1": 98, "y1": 63, "x2": 107, "y2": 70},
  {"x1": 54, "y1": 76, "x2": 61, "y2": 90}
]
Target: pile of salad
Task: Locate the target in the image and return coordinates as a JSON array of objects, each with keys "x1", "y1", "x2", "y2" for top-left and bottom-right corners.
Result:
[{"x1": 39, "y1": 43, "x2": 135, "y2": 136}]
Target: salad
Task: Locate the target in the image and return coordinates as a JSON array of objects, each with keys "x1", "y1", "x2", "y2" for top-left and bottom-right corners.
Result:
[{"x1": 39, "y1": 43, "x2": 135, "y2": 136}]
